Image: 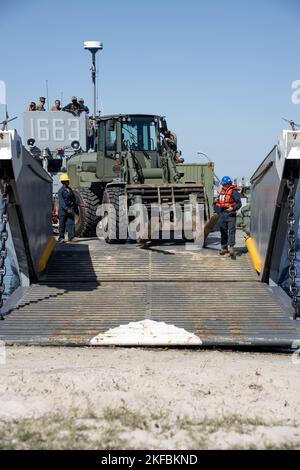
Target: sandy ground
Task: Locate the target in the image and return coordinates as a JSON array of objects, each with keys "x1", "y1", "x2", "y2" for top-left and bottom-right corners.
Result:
[{"x1": 0, "y1": 346, "x2": 300, "y2": 450}]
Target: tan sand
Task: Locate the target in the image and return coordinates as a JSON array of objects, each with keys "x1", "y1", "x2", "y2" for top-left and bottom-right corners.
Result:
[{"x1": 0, "y1": 346, "x2": 300, "y2": 450}]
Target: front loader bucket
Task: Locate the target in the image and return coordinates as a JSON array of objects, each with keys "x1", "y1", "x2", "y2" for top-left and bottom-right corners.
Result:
[{"x1": 126, "y1": 183, "x2": 208, "y2": 242}]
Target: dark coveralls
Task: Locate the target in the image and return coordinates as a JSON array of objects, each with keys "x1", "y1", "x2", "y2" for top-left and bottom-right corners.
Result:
[
  {"x1": 62, "y1": 103, "x2": 85, "y2": 116},
  {"x1": 58, "y1": 185, "x2": 78, "y2": 241},
  {"x1": 214, "y1": 190, "x2": 242, "y2": 247}
]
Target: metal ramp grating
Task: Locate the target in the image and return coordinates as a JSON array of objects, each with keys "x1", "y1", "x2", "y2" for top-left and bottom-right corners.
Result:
[
  {"x1": 1, "y1": 238, "x2": 300, "y2": 347},
  {"x1": 38, "y1": 241, "x2": 257, "y2": 283}
]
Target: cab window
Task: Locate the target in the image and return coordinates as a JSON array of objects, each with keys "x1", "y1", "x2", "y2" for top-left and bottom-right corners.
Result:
[
  {"x1": 106, "y1": 120, "x2": 116, "y2": 151},
  {"x1": 122, "y1": 117, "x2": 158, "y2": 151}
]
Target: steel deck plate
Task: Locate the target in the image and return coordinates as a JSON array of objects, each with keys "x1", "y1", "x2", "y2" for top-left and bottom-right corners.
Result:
[
  {"x1": 38, "y1": 239, "x2": 256, "y2": 283},
  {"x1": 1, "y1": 237, "x2": 300, "y2": 348}
]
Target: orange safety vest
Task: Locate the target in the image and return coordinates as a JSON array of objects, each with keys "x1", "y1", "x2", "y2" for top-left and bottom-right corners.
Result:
[{"x1": 215, "y1": 185, "x2": 239, "y2": 209}]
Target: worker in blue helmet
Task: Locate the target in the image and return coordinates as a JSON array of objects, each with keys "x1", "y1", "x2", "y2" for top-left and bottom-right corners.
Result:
[{"x1": 214, "y1": 176, "x2": 242, "y2": 258}]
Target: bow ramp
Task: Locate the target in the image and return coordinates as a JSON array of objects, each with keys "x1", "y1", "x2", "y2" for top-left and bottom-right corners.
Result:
[{"x1": 1, "y1": 234, "x2": 300, "y2": 348}]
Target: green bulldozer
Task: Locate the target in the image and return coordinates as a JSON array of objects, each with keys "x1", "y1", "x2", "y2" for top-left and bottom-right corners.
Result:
[{"x1": 67, "y1": 114, "x2": 211, "y2": 243}]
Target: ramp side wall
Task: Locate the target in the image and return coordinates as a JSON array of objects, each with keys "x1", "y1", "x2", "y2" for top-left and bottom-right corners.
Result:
[
  {"x1": 250, "y1": 146, "x2": 281, "y2": 276},
  {"x1": 13, "y1": 146, "x2": 53, "y2": 280}
]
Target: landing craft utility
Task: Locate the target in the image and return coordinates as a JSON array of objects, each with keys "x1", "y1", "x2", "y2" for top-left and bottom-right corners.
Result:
[
  {"x1": 1, "y1": 119, "x2": 300, "y2": 346},
  {"x1": 1, "y1": 36, "x2": 300, "y2": 346}
]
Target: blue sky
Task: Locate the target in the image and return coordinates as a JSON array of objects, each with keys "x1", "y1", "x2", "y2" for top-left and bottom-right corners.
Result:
[{"x1": 0, "y1": 0, "x2": 300, "y2": 178}]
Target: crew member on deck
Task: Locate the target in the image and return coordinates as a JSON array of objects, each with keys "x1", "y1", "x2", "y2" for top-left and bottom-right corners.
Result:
[
  {"x1": 51, "y1": 99, "x2": 62, "y2": 111},
  {"x1": 27, "y1": 102, "x2": 36, "y2": 111},
  {"x1": 62, "y1": 96, "x2": 84, "y2": 116},
  {"x1": 36, "y1": 97, "x2": 46, "y2": 111},
  {"x1": 160, "y1": 128, "x2": 177, "y2": 152},
  {"x1": 78, "y1": 98, "x2": 89, "y2": 114},
  {"x1": 214, "y1": 176, "x2": 242, "y2": 259},
  {"x1": 58, "y1": 174, "x2": 79, "y2": 243}
]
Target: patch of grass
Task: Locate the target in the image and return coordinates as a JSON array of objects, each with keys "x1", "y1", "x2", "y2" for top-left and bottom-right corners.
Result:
[
  {"x1": 173, "y1": 414, "x2": 293, "y2": 450},
  {"x1": 149, "y1": 410, "x2": 171, "y2": 434},
  {"x1": 177, "y1": 414, "x2": 284, "y2": 434},
  {"x1": 0, "y1": 411, "x2": 128, "y2": 450},
  {"x1": 0, "y1": 406, "x2": 149, "y2": 450},
  {"x1": 153, "y1": 416, "x2": 253, "y2": 450},
  {"x1": 230, "y1": 441, "x2": 300, "y2": 451},
  {"x1": 93, "y1": 427, "x2": 128, "y2": 450},
  {"x1": 0, "y1": 409, "x2": 298, "y2": 450},
  {"x1": 102, "y1": 406, "x2": 148, "y2": 430},
  {"x1": 264, "y1": 441, "x2": 300, "y2": 450}
]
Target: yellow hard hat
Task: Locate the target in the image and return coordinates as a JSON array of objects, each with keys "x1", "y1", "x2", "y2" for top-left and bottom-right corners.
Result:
[{"x1": 60, "y1": 173, "x2": 70, "y2": 182}]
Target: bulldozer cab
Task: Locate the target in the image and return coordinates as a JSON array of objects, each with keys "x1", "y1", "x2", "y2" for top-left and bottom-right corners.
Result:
[
  {"x1": 96, "y1": 114, "x2": 177, "y2": 184},
  {"x1": 121, "y1": 115, "x2": 160, "y2": 152}
]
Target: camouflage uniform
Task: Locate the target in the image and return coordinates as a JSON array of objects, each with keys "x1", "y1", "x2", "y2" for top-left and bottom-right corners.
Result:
[
  {"x1": 51, "y1": 102, "x2": 61, "y2": 111},
  {"x1": 87, "y1": 117, "x2": 95, "y2": 149},
  {"x1": 162, "y1": 130, "x2": 177, "y2": 152},
  {"x1": 36, "y1": 101, "x2": 46, "y2": 111},
  {"x1": 63, "y1": 97, "x2": 84, "y2": 116},
  {"x1": 78, "y1": 99, "x2": 89, "y2": 114},
  {"x1": 168, "y1": 132, "x2": 177, "y2": 150}
]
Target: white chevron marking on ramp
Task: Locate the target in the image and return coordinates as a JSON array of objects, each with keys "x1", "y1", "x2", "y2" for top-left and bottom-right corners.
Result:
[{"x1": 90, "y1": 320, "x2": 202, "y2": 346}]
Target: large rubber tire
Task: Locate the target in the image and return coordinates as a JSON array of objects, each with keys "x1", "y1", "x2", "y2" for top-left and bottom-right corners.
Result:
[
  {"x1": 102, "y1": 186, "x2": 127, "y2": 243},
  {"x1": 73, "y1": 187, "x2": 100, "y2": 237}
]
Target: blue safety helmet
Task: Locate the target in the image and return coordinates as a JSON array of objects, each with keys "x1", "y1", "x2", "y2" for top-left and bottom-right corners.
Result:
[{"x1": 221, "y1": 176, "x2": 232, "y2": 185}]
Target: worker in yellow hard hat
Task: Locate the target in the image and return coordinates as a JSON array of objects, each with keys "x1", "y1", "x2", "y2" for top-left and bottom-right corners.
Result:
[
  {"x1": 57, "y1": 174, "x2": 78, "y2": 243},
  {"x1": 60, "y1": 174, "x2": 69, "y2": 182}
]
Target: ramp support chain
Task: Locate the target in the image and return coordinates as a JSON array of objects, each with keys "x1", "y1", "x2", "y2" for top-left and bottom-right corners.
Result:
[{"x1": 262, "y1": 160, "x2": 300, "y2": 319}]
